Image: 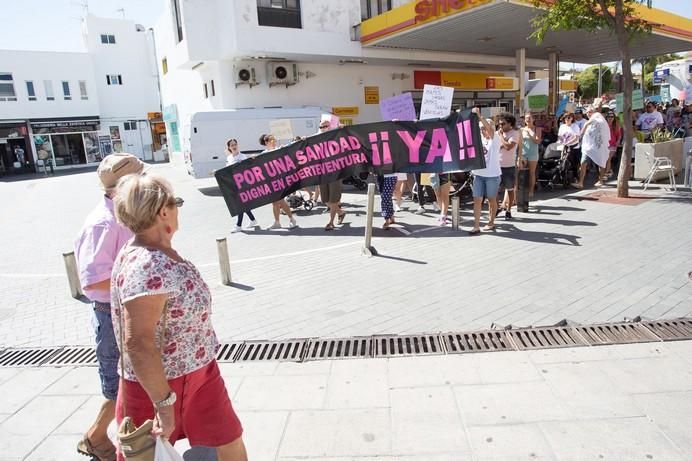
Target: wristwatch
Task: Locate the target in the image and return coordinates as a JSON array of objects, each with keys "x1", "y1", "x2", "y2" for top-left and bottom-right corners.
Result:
[{"x1": 153, "y1": 391, "x2": 177, "y2": 409}]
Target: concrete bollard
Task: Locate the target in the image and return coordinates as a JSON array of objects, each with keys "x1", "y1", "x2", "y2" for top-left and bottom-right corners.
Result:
[
  {"x1": 362, "y1": 183, "x2": 378, "y2": 256},
  {"x1": 62, "y1": 251, "x2": 84, "y2": 299},
  {"x1": 451, "y1": 196, "x2": 460, "y2": 230},
  {"x1": 216, "y1": 238, "x2": 233, "y2": 285}
]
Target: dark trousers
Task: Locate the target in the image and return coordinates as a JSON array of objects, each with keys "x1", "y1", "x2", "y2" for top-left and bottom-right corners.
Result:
[
  {"x1": 414, "y1": 173, "x2": 425, "y2": 206},
  {"x1": 237, "y1": 210, "x2": 256, "y2": 227}
]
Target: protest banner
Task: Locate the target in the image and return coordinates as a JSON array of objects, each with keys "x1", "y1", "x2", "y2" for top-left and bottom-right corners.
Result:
[
  {"x1": 419, "y1": 84, "x2": 454, "y2": 120},
  {"x1": 215, "y1": 110, "x2": 484, "y2": 216},
  {"x1": 380, "y1": 93, "x2": 416, "y2": 121}
]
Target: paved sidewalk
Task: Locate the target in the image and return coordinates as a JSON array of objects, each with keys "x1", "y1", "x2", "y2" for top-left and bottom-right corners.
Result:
[
  {"x1": 1, "y1": 340, "x2": 692, "y2": 460},
  {"x1": 1, "y1": 164, "x2": 690, "y2": 347}
]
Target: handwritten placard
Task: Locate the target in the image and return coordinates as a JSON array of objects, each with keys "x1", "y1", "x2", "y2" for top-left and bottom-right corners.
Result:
[
  {"x1": 270, "y1": 119, "x2": 294, "y2": 140},
  {"x1": 379, "y1": 93, "x2": 417, "y2": 121},
  {"x1": 420, "y1": 84, "x2": 454, "y2": 120}
]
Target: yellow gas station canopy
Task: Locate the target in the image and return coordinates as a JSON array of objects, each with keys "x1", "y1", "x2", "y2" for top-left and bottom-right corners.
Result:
[{"x1": 361, "y1": 0, "x2": 692, "y2": 63}]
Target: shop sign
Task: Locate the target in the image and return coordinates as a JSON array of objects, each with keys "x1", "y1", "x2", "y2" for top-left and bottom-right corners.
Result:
[
  {"x1": 31, "y1": 120, "x2": 100, "y2": 130},
  {"x1": 332, "y1": 106, "x2": 359, "y2": 116},
  {"x1": 485, "y1": 77, "x2": 516, "y2": 90},
  {"x1": 147, "y1": 112, "x2": 163, "y2": 120},
  {"x1": 364, "y1": 86, "x2": 380, "y2": 104},
  {"x1": 414, "y1": 0, "x2": 491, "y2": 24}
]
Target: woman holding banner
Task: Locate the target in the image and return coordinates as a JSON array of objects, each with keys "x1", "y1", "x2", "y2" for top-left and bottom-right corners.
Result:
[
  {"x1": 470, "y1": 108, "x2": 502, "y2": 235},
  {"x1": 317, "y1": 121, "x2": 346, "y2": 230},
  {"x1": 259, "y1": 134, "x2": 298, "y2": 230},
  {"x1": 226, "y1": 139, "x2": 258, "y2": 232}
]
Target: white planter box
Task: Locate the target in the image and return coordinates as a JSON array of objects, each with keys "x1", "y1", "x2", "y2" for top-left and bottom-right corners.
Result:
[{"x1": 634, "y1": 138, "x2": 683, "y2": 181}]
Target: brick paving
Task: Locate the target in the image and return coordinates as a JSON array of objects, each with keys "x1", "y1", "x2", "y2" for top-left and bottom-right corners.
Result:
[{"x1": 0, "y1": 163, "x2": 690, "y2": 347}]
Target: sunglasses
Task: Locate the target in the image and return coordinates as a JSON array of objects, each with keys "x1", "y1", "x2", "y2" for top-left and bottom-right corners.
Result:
[
  {"x1": 319, "y1": 124, "x2": 330, "y2": 129},
  {"x1": 170, "y1": 197, "x2": 184, "y2": 208}
]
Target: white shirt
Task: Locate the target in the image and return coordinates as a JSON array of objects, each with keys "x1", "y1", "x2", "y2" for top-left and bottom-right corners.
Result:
[
  {"x1": 636, "y1": 111, "x2": 664, "y2": 131},
  {"x1": 558, "y1": 124, "x2": 580, "y2": 146},
  {"x1": 473, "y1": 132, "x2": 502, "y2": 178},
  {"x1": 226, "y1": 151, "x2": 247, "y2": 166}
]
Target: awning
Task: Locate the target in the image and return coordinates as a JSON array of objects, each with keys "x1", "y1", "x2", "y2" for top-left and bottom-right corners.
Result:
[{"x1": 361, "y1": 0, "x2": 692, "y2": 64}]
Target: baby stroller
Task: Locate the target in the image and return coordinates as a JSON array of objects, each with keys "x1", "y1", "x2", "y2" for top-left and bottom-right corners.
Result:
[
  {"x1": 342, "y1": 172, "x2": 369, "y2": 190},
  {"x1": 285, "y1": 190, "x2": 315, "y2": 211},
  {"x1": 536, "y1": 143, "x2": 574, "y2": 190}
]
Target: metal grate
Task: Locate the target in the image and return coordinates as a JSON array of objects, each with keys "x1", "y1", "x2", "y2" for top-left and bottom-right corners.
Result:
[
  {"x1": 575, "y1": 322, "x2": 660, "y2": 346},
  {"x1": 373, "y1": 334, "x2": 444, "y2": 358},
  {"x1": 442, "y1": 330, "x2": 512, "y2": 353},
  {"x1": 509, "y1": 327, "x2": 587, "y2": 350},
  {"x1": 234, "y1": 339, "x2": 306, "y2": 362},
  {"x1": 304, "y1": 337, "x2": 373, "y2": 361},
  {"x1": 43, "y1": 347, "x2": 97, "y2": 366},
  {"x1": 216, "y1": 342, "x2": 245, "y2": 362},
  {"x1": 641, "y1": 319, "x2": 692, "y2": 341},
  {"x1": 0, "y1": 347, "x2": 61, "y2": 367}
]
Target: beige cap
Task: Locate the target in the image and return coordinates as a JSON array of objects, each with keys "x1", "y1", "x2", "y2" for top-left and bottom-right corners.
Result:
[{"x1": 97, "y1": 153, "x2": 144, "y2": 190}]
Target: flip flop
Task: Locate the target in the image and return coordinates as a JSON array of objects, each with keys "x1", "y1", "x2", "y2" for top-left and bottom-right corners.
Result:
[
  {"x1": 468, "y1": 229, "x2": 481, "y2": 235},
  {"x1": 483, "y1": 224, "x2": 496, "y2": 231},
  {"x1": 324, "y1": 224, "x2": 335, "y2": 231},
  {"x1": 337, "y1": 213, "x2": 346, "y2": 225}
]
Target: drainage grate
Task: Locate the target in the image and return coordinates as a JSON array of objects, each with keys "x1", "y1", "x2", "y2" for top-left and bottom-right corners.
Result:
[
  {"x1": 304, "y1": 337, "x2": 373, "y2": 361},
  {"x1": 509, "y1": 327, "x2": 587, "y2": 350},
  {"x1": 641, "y1": 319, "x2": 692, "y2": 341},
  {"x1": 373, "y1": 334, "x2": 444, "y2": 358},
  {"x1": 43, "y1": 347, "x2": 97, "y2": 366},
  {"x1": 234, "y1": 339, "x2": 306, "y2": 362},
  {"x1": 575, "y1": 322, "x2": 660, "y2": 345},
  {"x1": 216, "y1": 342, "x2": 245, "y2": 362},
  {"x1": 0, "y1": 347, "x2": 61, "y2": 367},
  {"x1": 442, "y1": 330, "x2": 512, "y2": 353}
]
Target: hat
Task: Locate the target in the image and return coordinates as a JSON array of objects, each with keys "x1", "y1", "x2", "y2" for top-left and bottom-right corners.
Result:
[
  {"x1": 97, "y1": 153, "x2": 144, "y2": 190},
  {"x1": 574, "y1": 108, "x2": 584, "y2": 114}
]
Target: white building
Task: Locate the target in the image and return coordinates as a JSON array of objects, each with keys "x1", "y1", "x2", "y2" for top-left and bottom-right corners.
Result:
[
  {"x1": 0, "y1": 15, "x2": 162, "y2": 175},
  {"x1": 153, "y1": 0, "x2": 549, "y2": 161}
]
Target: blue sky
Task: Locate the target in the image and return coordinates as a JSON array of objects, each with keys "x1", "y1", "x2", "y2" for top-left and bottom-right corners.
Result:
[{"x1": 0, "y1": 0, "x2": 689, "y2": 54}]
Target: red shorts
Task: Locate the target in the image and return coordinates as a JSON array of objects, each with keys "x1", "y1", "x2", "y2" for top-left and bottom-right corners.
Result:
[{"x1": 115, "y1": 360, "x2": 242, "y2": 459}]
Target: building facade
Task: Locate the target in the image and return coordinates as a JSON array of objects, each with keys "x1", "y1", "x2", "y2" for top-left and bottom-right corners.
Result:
[
  {"x1": 0, "y1": 15, "x2": 162, "y2": 175},
  {"x1": 153, "y1": 0, "x2": 548, "y2": 160}
]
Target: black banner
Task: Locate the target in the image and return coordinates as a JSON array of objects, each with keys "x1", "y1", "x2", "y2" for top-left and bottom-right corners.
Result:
[{"x1": 215, "y1": 110, "x2": 484, "y2": 216}]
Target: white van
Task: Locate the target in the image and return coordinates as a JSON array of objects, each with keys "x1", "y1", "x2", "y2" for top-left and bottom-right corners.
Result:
[{"x1": 182, "y1": 106, "x2": 324, "y2": 178}]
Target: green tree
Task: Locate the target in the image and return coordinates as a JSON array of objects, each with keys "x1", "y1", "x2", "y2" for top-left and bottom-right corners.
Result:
[
  {"x1": 531, "y1": 0, "x2": 653, "y2": 198},
  {"x1": 575, "y1": 65, "x2": 613, "y2": 99}
]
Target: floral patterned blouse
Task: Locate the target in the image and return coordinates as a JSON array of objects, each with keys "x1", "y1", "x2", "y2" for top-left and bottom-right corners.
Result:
[{"x1": 111, "y1": 245, "x2": 218, "y2": 381}]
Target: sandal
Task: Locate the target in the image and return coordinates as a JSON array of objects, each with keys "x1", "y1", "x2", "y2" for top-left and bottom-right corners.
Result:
[
  {"x1": 337, "y1": 213, "x2": 346, "y2": 225},
  {"x1": 468, "y1": 229, "x2": 481, "y2": 235},
  {"x1": 77, "y1": 435, "x2": 116, "y2": 461},
  {"x1": 382, "y1": 218, "x2": 392, "y2": 230},
  {"x1": 324, "y1": 223, "x2": 335, "y2": 231},
  {"x1": 483, "y1": 224, "x2": 496, "y2": 231}
]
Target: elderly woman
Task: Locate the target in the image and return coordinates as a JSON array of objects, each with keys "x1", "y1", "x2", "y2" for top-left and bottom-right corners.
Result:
[{"x1": 111, "y1": 174, "x2": 247, "y2": 461}]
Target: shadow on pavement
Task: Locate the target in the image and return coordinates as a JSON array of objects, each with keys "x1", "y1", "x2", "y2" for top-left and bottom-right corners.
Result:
[
  {"x1": 228, "y1": 282, "x2": 254, "y2": 291},
  {"x1": 373, "y1": 253, "x2": 428, "y2": 264},
  {"x1": 486, "y1": 224, "x2": 582, "y2": 246}
]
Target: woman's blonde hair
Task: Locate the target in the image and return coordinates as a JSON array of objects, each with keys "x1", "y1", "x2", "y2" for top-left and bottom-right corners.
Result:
[{"x1": 113, "y1": 173, "x2": 175, "y2": 233}]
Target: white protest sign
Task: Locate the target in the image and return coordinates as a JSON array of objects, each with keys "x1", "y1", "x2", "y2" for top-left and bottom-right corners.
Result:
[
  {"x1": 270, "y1": 119, "x2": 294, "y2": 141},
  {"x1": 419, "y1": 84, "x2": 454, "y2": 120}
]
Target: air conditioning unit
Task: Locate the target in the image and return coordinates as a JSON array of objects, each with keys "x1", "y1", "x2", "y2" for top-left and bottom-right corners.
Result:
[
  {"x1": 268, "y1": 62, "x2": 298, "y2": 87},
  {"x1": 234, "y1": 65, "x2": 259, "y2": 88}
]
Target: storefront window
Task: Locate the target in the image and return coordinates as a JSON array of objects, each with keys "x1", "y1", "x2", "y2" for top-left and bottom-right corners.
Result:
[
  {"x1": 83, "y1": 132, "x2": 101, "y2": 163},
  {"x1": 34, "y1": 135, "x2": 54, "y2": 167}
]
